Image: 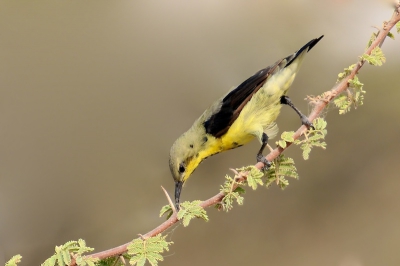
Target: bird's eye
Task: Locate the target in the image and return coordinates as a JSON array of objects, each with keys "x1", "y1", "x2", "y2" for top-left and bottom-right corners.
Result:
[{"x1": 179, "y1": 164, "x2": 185, "y2": 173}]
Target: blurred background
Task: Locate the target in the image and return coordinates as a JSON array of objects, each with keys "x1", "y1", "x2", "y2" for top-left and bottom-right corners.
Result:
[{"x1": 1, "y1": 1, "x2": 400, "y2": 265}]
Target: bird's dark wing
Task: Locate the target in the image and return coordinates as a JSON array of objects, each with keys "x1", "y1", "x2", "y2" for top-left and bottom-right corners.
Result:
[{"x1": 204, "y1": 62, "x2": 280, "y2": 138}]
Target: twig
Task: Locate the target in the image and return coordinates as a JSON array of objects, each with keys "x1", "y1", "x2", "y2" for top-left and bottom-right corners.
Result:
[{"x1": 161, "y1": 186, "x2": 177, "y2": 213}]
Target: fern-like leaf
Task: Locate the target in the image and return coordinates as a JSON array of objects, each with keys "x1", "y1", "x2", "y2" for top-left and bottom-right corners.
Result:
[
  {"x1": 337, "y1": 64, "x2": 356, "y2": 83},
  {"x1": 159, "y1": 205, "x2": 173, "y2": 220},
  {"x1": 348, "y1": 75, "x2": 363, "y2": 90},
  {"x1": 218, "y1": 175, "x2": 246, "y2": 212},
  {"x1": 76, "y1": 256, "x2": 98, "y2": 266},
  {"x1": 5, "y1": 255, "x2": 22, "y2": 266},
  {"x1": 127, "y1": 235, "x2": 173, "y2": 266},
  {"x1": 349, "y1": 76, "x2": 365, "y2": 109},
  {"x1": 61, "y1": 250, "x2": 71, "y2": 265},
  {"x1": 236, "y1": 166, "x2": 264, "y2": 190},
  {"x1": 333, "y1": 94, "x2": 351, "y2": 114},
  {"x1": 366, "y1": 32, "x2": 378, "y2": 48},
  {"x1": 177, "y1": 200, "x2": 208, "y2": 226},
  {"x1": 42, "y1": 256, "x2": 57, "y2": 266},
  {"x1": 334, "y1": 74, "x2": 365, "y2": 115},
  {"x1": 41, "y1": 239, "x2": 97, "y2": 266},
  {"x1": 361, "y1": 46, "x2": 386, "y2": 66},
  {"x1": 266, "y1": 155, "x2": 298, "y2": 189},
  {"x1": 293, "y1": 118, "x2": 327, "y2": 160}
]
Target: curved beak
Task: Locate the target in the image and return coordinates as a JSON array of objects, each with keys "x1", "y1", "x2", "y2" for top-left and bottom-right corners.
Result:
[{"x1": 174, "y1": 181, "x2": 184, "y2": 211}]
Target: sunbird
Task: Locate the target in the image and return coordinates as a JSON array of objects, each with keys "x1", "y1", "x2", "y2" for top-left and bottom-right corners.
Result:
[{"x1": 169, "y1": 36, "x2": 323, "y2": 209}]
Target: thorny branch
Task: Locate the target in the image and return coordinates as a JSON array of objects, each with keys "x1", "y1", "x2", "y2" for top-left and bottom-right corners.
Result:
[{"x1": 70, "y1": 4, "x2": 400, "y2": 265}]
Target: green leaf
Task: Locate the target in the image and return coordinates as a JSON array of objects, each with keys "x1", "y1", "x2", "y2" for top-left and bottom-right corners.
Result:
[
  {"x1": 281, "y1": 131, "x2": 295, "y2": 142},
  {"x1": 246, "y1": 171, "x2": 263, "y2": 190},
  {"x1": 220, "y1": 175, "x2": 236, "y2": 194},
  {"x1": 277, "y1": 131, "x2": 295, "y2": 148},
  {"x1": 61, "y1": 250, "x2": 71, "y2": 265},
  {"x1": 337, "y1": 64, "x2": 356, "y2": 83},
  {"x1": 41, "y1": 239, "x2": 96, "y2": 266},
  {"x1": 313, "y1": 118, "x2": 327, "y2": 131},
  {"x1": 265, "y1": 155, "x2": 298, "y2": 189},
  {"x1": 87, "y1": 258, "x2": 98, "y2": 266},
  {"x1": 293, "y1": 118, "x2": 327, "y2": 160},
  {"x1": 77, "y1": 256, "x2": 99, "y2": 266},
  {"x1": 361, "y1": 46, "x2": 386, "y2": 66},
  {"x1": 159, "y1": 205, "x2": 173, "y2": 220},
  {"x1": 5, "y1": 255, "x2": 22, "y2": 266},
  {"x1": 277, "y1": 139, "x2": 287, "y2": 148},
  {"x1": 56, "y1": 251, "x2": 64, "y2": 266},
  {"x1": 396, "y1": 21, "x2": 400, "y2": 33},
  {"x1": 220, "y1": 186, "x2": 245, "y2": 211},
  {"x1": 334, "y1": 75, "x2": 365, "y2": 115},
  {"x1": 177, "y1": 200, "x2": 208, "y2": 227},
  {"x1": 62, "y1": 241, "x2": 77, "y2": 250},
  {"x1": 277, "y1": 176, "x2": 289, "y2": 188},
  {"x1": 366, "y1": 32, "x2": 377, "y2": 48},
  {"x1": 313, "y1": 117, "x2": 327, "y2": 130},
  {"x1": 348, "y1": 76, "x2": 364, "y2": 90},
  {"x1": 333, "y1": 94, "x2": 351, "y2": 115},
  {"x1": 301, "y1": 145, "x2": 312, "y2": 160},
  {"x1": 350, "y1": 76, "x2": 365, "y2": 109},
  {"x1": 236, "y1": 166, "x2": 264, "y2": 190},
  {"x1": 42, "y1": 256, "x2": 56, "y2": 266},
  {"x1": 218, "y1": 174, "x2": 246, "y2": 212},
  {"x1": 387, "y1": 32, "x2": 395, "y2": 40},
  {"x1": 128, "y1": 235, "x2": 173, "y2": 266}
]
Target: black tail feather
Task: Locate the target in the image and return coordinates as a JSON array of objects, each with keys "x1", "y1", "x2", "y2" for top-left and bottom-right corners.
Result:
[{"x1": 286, "y1": 35, "x2": 324, "y2": 67}]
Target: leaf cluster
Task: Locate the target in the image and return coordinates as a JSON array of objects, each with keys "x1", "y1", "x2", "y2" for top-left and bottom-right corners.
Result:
[
  {"x1": 5, "y1": 255, "x2": 22, "y2": 266},
  {"x1": 127, "y1": 235, "x2": 173, "y2": 266},
  {"x1": 361, "y1": 46, "x2": 386, "y2": 66},
  {"x1": 265, "y1": 155, "x2": 299, "y2": 189},
  {"x1": 294, "y1": 118, "x2": 327, "y2": 160},
  {"x1": 217, "y1": 156, "x2": 300, "y2": 211},
  {"x1": 276, "y1": 118, "x2": 327, "y2": 160},
  {"x1": 177, "y1": 200, "x2": 209, "y2": 226},
  {"x1": 160, "y1": 200, "x2": 209, "y2": 227},
  {"x1": 335, "y1": 63, "x2": 366, "y2": 114},
  {"x1": 217, "y1": 180, "x2": 245, "y2": 212},
  {"x1": 41, "y1": 239, "x2": 97, "y2": 266},
  {"x1": 334, "y1": 66, "x2": 366, "y2": 114},
  {"x1": 216, "y1": 167, "x2": 257, "y2": 212},
  {"x1": 333, "y1": 24, "x2": 400, "y2": 115}
]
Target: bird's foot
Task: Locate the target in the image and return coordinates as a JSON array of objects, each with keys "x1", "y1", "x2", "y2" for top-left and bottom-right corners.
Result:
[
  {"x1": 256, "y1": 154, "x2": 271, "y2": 172},
  {"x1": 300, "y1": 115, "x2": 314, "y2": 130}
]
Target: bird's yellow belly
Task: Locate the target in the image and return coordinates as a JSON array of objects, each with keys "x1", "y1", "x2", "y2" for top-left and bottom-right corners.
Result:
[{"x1": 219, "y1": 127, "x2": 255, "y2": 150}]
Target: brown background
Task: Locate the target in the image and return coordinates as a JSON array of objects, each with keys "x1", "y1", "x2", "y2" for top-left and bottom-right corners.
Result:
[{"x1": 1, "y1": 1, "x2": 400, "y2": 265}]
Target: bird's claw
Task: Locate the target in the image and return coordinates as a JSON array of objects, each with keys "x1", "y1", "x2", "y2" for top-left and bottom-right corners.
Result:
[
  {"x1": 301, "y1": 115, "x2": 314, "y2": 130},
  {"x1": 256, "y1": 154, "x2": 271, "y2": 172}
]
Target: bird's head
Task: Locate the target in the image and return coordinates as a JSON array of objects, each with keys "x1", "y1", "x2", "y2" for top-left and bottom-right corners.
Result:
[{"x1": 169, "y1": 128, "x2": 208, "y2": 210}]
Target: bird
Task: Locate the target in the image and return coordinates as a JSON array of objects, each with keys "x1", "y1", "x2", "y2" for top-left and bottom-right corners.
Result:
[{"x1": 169, "y1": 35, "x2": 323, "y2": 210}]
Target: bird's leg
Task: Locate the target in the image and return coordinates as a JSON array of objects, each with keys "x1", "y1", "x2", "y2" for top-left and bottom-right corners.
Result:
[
  {"x1": 280, "y1": 95, "x2": 314, "y2": 129},
  {"x1": 256, "y1": 132, "x2": 271, "y2": 171}
]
